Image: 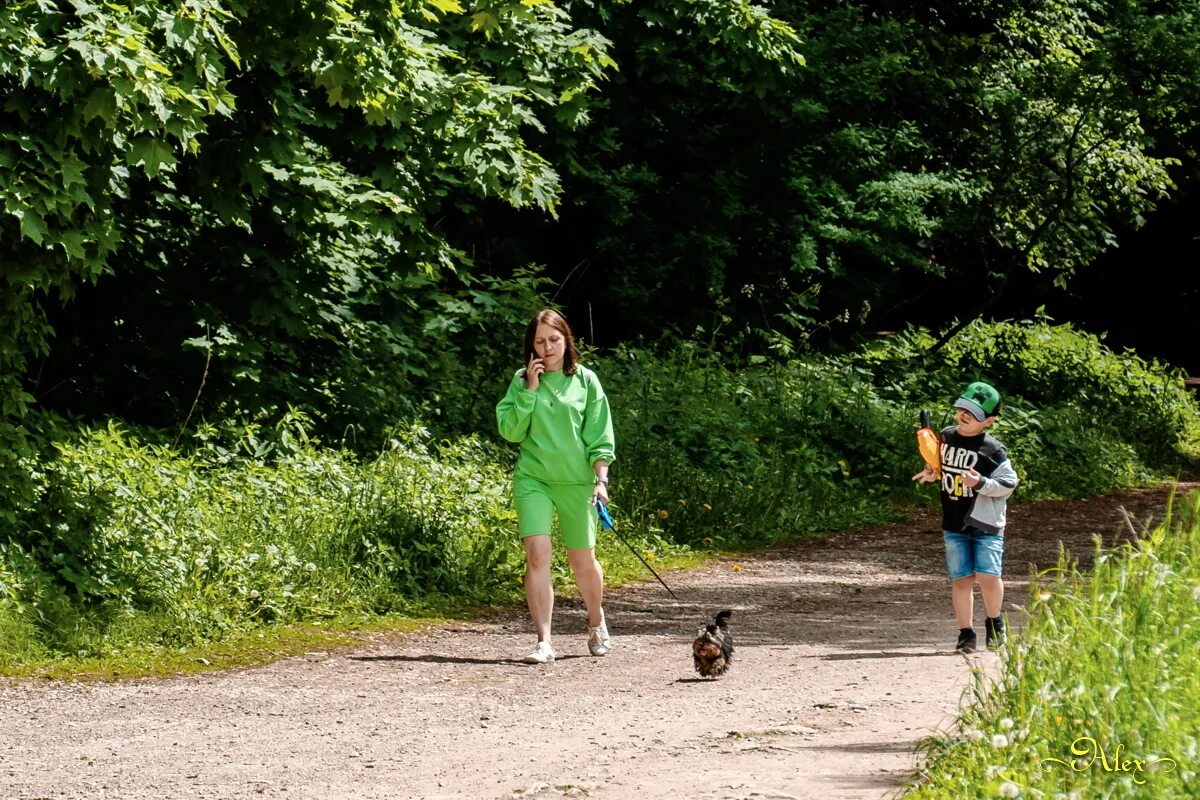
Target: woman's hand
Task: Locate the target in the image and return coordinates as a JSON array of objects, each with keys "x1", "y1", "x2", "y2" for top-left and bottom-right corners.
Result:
[
  {"x1": 526, "y1": 354, "x2": 545, "y2": 391},
  {"x1": 911, "y1": 465, "x2": 937, "y2": 483},
  {"x1": 592, "y1": 481, "x2": 609, "y2": 505}
]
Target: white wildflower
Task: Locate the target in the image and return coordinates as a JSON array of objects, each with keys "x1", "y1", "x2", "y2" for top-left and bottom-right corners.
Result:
[
  {"x1": 999, "y1": 781, "x2": 1021, "y2": 798},
  {"x1": 991, "y1": 734, "x2": 1009, "y2": 748},
  {"x1": 1000, "y1": 718, "x2": 1014, "y2": 730}
]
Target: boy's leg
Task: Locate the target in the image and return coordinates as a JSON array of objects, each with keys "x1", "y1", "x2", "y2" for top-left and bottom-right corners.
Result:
[
  {"x1": 951, "y1": 576, "x2": 976, "y2": 628},
  {"x1": 977, "y1": 574, "x2": 1004, "y2": 618},
  {"x1": 944, "y1": 532, "x2": 976, "y2": 627},
  {"x1": 975, "y1": 534, "x2": 1006, "y2": 648},
  {"x1": 974, "y1": 534, "x2": 1005, "y2": 617}
]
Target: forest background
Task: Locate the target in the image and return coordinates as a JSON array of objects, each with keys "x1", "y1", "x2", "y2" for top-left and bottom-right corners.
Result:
[{"x1": 2, "y1": 0, "x2": 1200, "y2": 671}]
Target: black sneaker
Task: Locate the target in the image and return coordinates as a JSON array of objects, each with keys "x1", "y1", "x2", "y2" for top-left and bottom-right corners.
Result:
[
  {"x1": 955, "y1": 628, "x2": 977, "y2": 654},
  {"x1": 985, "y1": 615, "x2": 1007, "y2": 649}
]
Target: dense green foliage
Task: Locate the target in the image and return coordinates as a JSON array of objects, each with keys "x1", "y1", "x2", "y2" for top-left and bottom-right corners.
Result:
[
  {"x1": 1, "y1": 419, "x2": 527, "y2": 660},
  {"x1": 906, "y1": 491, "x2": 1200, "y2": 799},
  {"x1": 5, "y1": 1, "x2": 1199, "y2": 513},
  {"x1": 512, "y1": 0, "x2": 1200, "y2": 341},
  {"x1": 2, "y1": 320, "x2": 1196, "y2": 667},
  {"x1": 853, "y1": 318, "x2": 1200, "y2": 496},
  {"x1": 1, "y1": 0, "x2": 619, "y2": 519}
]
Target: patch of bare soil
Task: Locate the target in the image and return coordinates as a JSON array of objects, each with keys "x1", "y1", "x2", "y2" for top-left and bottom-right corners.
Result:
[{"x1": 2, "y1": 482, "x2": 1194, "y2": 800}]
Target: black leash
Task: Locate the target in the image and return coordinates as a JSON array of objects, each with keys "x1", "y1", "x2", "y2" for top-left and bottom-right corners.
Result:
[{"x1": 595, "y1": 499, "x2": 678, "y2": 600}]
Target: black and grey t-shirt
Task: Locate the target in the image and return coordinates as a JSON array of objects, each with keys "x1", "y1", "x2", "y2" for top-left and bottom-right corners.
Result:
[{"x1": 938, "y1": 426, "x2": 1011, "y2": 534}]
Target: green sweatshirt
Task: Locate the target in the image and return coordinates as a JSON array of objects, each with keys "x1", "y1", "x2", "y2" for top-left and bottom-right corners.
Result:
[{"x1": 495, "y1": 364, "x2": 616, "y2": 484}]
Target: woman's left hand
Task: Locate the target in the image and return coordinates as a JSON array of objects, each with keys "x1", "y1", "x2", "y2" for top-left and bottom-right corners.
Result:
[{"x1": 592, "y1": 482, "x2": 609, "y2": 505}]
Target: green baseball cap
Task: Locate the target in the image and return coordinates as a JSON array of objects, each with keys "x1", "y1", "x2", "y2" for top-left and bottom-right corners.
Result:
[{"x1": 954, "y1": 381, "x2": 1001, "y2": 421}]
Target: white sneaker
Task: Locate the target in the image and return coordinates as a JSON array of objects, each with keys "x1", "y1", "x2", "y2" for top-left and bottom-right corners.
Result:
[
  {"x1": 588, "y1": 614, "x2": 612, "y2": 657},
  {"x1": 523, "y1": 640, "x2": 556, "y2": 664}
]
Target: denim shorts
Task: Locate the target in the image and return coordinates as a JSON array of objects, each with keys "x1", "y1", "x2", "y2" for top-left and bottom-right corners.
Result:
[{"x1": 943, "y1": 531, "x2": 1004, "y2": 581}]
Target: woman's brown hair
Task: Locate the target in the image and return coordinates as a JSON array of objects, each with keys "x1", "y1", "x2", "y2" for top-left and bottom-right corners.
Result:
[{"x1": 523, "y1": 309, "x2": 579, "y2": 376}]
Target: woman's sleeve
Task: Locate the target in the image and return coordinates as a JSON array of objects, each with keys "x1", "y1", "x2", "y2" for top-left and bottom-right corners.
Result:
[
  {"x1": 496, "y1": 373, "x2": 536, "y2": 443},
  {"x1": 581, "y1": 372, "x2": 616, "y2": 465}
]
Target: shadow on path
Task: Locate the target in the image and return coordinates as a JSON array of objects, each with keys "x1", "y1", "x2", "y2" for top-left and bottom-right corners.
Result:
[{"x1": 349, "y1": 653, "x2": 588, "y2": 665}]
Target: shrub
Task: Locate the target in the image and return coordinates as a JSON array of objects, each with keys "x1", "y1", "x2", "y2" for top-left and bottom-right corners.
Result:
[
  {"x1": 2, "y1": 420, "x2": 525, "y2": 657},
  {"x1": 855, "y1": 319, "x2": 1200, "y2": 470}
]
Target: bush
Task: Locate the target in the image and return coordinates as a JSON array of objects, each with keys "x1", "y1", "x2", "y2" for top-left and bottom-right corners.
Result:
[
  {"x1": 855, "y1": 319, "x2": 1200, "y2": 471},
  {"x1": 596, "y1": 342, "x2": 916, "y2": 548},
  {"x1": 1, "y1": 419, "x2": 526, "y2": 659}
]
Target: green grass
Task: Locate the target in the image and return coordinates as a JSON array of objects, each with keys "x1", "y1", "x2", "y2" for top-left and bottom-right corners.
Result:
[
  {"x1": 0, "y1": 542, "x2": 717, "y2": 681},
  {"x1": 906, "y1": 489, "x2": 1200, "y2": 799},
  {"x1": 0, "y1": 619, "x2": 386, "y2": 682}
]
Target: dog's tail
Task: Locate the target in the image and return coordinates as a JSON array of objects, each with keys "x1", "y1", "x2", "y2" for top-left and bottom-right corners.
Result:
[{"x1": 714, "y1": 609, "x2": 733, "y2": 629}]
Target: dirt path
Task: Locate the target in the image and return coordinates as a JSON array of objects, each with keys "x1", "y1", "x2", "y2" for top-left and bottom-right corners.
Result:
[{"x1": 2, "y1": 483, "x2": 1192, "y2": 800}]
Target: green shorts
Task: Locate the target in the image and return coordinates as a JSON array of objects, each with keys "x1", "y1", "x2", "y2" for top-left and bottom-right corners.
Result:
[{"x1": 513, "y1": 475, "x2": 597, "y2": 550}]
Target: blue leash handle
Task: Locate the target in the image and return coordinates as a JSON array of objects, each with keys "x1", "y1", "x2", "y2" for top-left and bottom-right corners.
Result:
[
  {"x1": 595, "y1": 498, "x2": 616, "y2": 531},
  {"x1": 594, "y1": 499, "x2": 678, "y2": 599}
]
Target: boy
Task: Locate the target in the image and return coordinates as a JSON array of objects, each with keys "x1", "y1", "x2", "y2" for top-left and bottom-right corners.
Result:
[{"x1": 913, "y1": 381, "x2": 1019, "y2": 654}]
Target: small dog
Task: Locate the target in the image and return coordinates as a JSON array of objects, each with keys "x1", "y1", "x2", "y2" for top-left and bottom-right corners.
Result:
[{"x1": 692, "y1": 609, "x2": 734, "y2": 678}]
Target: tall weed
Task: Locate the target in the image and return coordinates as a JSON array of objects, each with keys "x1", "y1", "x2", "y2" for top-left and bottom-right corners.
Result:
[{"x1": 906, "y1": 491, "x2": 1200, "y2": 798}]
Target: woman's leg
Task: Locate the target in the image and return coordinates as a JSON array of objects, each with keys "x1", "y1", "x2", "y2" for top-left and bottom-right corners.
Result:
[
  {"x1": 523, "y1": 535, "x2": 554, "y2": 642},
  {"x1": 567, "y1": 547, "x2": 604, "y2": 627}
]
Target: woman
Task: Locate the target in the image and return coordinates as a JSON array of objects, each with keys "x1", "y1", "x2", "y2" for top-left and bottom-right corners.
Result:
[{"x1": 496, "y1": 309, "x2": 615, "y2": 664}]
